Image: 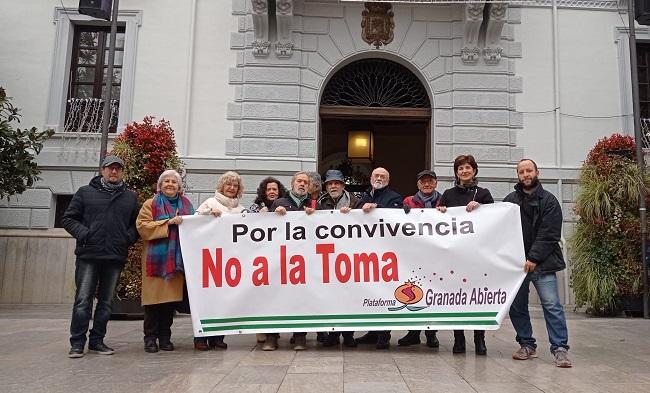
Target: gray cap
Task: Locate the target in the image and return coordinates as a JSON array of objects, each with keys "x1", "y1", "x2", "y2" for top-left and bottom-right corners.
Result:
[
  {"x1": 101, "y1": 155, "x2": 125, "y2": 168},
  {"x1": 324, "y1": 169, "x2": 345, "y2": 184}
]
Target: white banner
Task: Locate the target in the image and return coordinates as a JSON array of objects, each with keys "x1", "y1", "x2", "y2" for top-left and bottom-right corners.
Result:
[{"x1": 179, "y1": 203, "x2": 526, "y2": 336}]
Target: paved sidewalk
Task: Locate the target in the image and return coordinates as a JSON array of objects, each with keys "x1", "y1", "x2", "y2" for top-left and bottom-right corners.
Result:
[{"x1": 1, "y1": 305, "x2": 649, "y2": 393}]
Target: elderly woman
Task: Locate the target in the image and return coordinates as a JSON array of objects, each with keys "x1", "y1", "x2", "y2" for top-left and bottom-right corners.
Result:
[
  {"x1": 438, "y1": 154, "x2": 494, "y2": 356},
  {"x1": 249, "y1": 177, "x2": 288, "y2": 213},
  {"x1": 136, "y1": 169, "x2": 194, "y2": 353},
  {"x1": 193, "y1": 171, "x2": 246, "y2": 350}
]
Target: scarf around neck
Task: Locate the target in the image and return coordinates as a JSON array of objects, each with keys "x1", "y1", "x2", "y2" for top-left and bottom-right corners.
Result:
[
  {"x1": 289, "y1": 190, "x2": 309, "y2": 207},
  {"x1": 416, "y1": 190, "x2": 440, "y2": 208},
  {"x1": 213, "y1": 191, "x2": 240, "y2": 209},
  {"x1": 100, "y1": 177, "x2": 124, "y2": 193},
  {"x1": 146, "y1": 193, "x2": 195, "y2": 279}
]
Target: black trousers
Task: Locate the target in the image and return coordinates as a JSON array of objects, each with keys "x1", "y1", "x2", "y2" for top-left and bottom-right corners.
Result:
[{"x1": 143, "y1": 303, "x2": 175, "y2": 342}]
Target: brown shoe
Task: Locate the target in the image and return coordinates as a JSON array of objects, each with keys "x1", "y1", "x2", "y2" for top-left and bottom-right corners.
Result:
[
  {"x1": 194, "y1": 341, "x2": 210, "y2": 351},
  {"x1": 512, "y1": 345, "x2": 537, "y2": 360},
  {"x1": 256, "y1": 333, "x2": 266, "y2": 343}
]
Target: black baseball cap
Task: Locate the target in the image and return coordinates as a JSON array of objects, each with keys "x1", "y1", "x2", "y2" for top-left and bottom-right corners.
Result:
[{"x1": 417, "y1": 169, "x2": 437, "y2": 180}]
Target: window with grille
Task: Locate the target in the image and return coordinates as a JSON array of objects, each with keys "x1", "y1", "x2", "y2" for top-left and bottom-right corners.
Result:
[{"x1": 64, "y1": 26, "x2": 125, "y2": 133}]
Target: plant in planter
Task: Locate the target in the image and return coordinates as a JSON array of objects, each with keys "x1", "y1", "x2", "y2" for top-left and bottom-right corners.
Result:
[
  {"x1": 570, "y1": 133, "x2": 649, "y2": 315},
  {"x1": 110, "y1": 116, "x2": 185, "y2": 305}
]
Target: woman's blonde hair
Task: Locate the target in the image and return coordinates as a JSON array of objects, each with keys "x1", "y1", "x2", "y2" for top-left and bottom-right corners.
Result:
[
  {"x1": 216, "y1": 171, "x2": 244, "y2": 198},
  {"x1": 156, "y1": 169, "x2": 183, "y2": 193}
]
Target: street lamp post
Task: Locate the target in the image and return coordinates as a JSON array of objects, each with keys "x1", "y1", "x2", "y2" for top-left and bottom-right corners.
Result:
[
  {"x1": 98, "y1": 0, "x2": 120, "y2": 170},
  {"x1": 627, "y1": 0, "x2": 649, "y2": 319}
]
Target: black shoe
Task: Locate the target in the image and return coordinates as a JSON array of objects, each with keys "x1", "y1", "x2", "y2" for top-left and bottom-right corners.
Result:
[
  {"x1": 68, "y1": 345, "x2": 84, "y2": 358},
  {"x1": 144, "y1": 339, "x2": 159, "y2": 353},
  {"x1": 376, "y1": 335, "x2": 390, "y2": 350},
  {"x1": 317, "y1": 332, "x2": 328, "y2": 343},
  {"x1": 398, "y1": 331, "x2": 421, "y2": 346},
  {"x1": 452, "y1": 332, "x2": 466, "y2": 354},
  {"x1": 474, "y1": 336, "x2": 487, "y2": 356},
  {"x1": 322, "y1": 334, "x2": 340, "y2": 347},
  {"x1": 343, "y1": 335, "x2": 358, "y2": 348},
  {"x1": 88, "y1": 342, "x2": 114, "y2": 355},
  {"x1": 355, "y1": 332, "x2": 379, "y2": 345},
  {"x1": 158, "y1": 340, "x2": 174, "y2": 352},
  {"x1": 425, "y1": 332, "x2": 440, "y2": 348},
  {"x1": 208, "y1": 336, "x2": 227, "y2": 350}
]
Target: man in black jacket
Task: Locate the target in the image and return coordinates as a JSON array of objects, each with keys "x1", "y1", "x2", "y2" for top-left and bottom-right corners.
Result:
[
  {"x1": 62, "y1": 156, "x2": 139, "y2": 358},
  {"x1": 504, "y1": 159, "x2": 571, "y2": 368},
  {"x1": 354, "y1": 167, "x2": 403, "y2": 349}
]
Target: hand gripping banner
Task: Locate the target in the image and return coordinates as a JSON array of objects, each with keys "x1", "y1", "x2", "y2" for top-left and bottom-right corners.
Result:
[{"x1": 179, "y1": 203, "x2": 527, "y2": 336}]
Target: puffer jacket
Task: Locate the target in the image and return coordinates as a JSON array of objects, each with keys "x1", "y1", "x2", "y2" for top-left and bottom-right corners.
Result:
[{"x1": 62, "y1": 175, "x2": 139, "y2": 263}]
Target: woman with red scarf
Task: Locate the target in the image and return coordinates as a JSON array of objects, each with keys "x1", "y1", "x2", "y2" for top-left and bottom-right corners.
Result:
[{"x1": 136, "y1": 169, "x2": 194, "y2": 353}]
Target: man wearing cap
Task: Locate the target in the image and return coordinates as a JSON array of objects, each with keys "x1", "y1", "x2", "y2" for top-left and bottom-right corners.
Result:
[
  {"x1": 318, "y1": 170, "x2": 359, "y2": 348},
  {"x1": 398, "y1": 169, "x2": 442, "y2": 349},
  {"x1": 62, "y1": 155, "x2": 139, "y2": 358}
]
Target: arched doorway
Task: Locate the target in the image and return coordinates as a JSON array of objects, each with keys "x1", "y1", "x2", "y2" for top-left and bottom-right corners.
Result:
[{"x1": 319, "y1": 58, "x2": 432, "y2": 196}]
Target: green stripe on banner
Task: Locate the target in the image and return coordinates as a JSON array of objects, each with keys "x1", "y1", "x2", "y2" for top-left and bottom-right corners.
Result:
[
  {"x1": 200, "y1": 311, "x2": 498, "y2": 325},
  {"x1": 201, "y1": 320, "x2": 498, "y2": 332}
]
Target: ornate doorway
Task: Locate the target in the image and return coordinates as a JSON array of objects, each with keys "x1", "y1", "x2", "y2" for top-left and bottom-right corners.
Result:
[{"x1": 319, "y1": 59, "x2": 432, "y2": 196}]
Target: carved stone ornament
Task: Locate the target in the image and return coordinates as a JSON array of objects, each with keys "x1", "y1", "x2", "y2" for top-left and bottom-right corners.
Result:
[
  {"x1": 275, "y1": 0, "x2": 294, "y2": 58},
  {"x1": 483, "y1": 47, "x2": 503, "y2": 64},
  {"x1": 251, "y1": 0, "x2": 269, "y2": 57},
  {"x1": 361, "y1": 2, "x2": 395, "y2": 49},
  {"x1": 276, "y1": 42, "x2": 294, "y2": 57},
  {"x1": 462, "y1": 3, "x2": 484, "y2": 64},
  {"x1": 252, "y1": 40, "x2": 271, "y2": 56},
  {"x1": 461, "y1": 46, "x2": 481, "y2": 64}
]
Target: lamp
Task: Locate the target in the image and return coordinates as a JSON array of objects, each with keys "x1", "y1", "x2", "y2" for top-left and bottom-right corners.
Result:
[{"x1": 347, "y1": 130, "x2": 373, "y2": 160}]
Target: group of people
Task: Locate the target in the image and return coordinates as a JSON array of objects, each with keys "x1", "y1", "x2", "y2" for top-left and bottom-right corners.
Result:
[{"x1": 62, "y1": 153, "x2": 572, "y2": 368}]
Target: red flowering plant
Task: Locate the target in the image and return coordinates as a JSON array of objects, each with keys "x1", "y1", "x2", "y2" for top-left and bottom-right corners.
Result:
[
  {"x1": 110, "y1": 116, "x2": 185, "y2": 300},
  {"x1": 570, "y1": 133, "x2": 649, "y2": 314}
]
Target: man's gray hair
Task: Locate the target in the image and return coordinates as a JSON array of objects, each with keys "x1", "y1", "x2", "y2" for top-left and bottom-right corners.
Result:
[
  {"x1": 306, "y1": 171, "x2": 322, "y2": 189},
  {"x1": 156, "y1": 169, "x2": 184, "y2": 193},
  {"x1": 291, "y1": 171, "x2": 309, "y2": 185}
]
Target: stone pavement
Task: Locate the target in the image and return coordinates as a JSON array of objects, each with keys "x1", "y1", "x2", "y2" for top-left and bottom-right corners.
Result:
[{"x1": 1, "y1": 305, "x2": 650, "y2": 393}]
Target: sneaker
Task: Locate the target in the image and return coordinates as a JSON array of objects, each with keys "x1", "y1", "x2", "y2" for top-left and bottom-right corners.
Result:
[
  {"x1": 262, "y1": 335, "x2": 278, "y2": 351},
  {"x1": 512, "y1": 345, "x2": 537, "y2": 360},
  {"x1": 553, "y1": 348, "x2": 572, "y2": 368},
  {"x1": 88, "y1": 342, "x2": 114, "y2": 355},
  {"x1": 293, "y1": 335, "x2": 307, "y2": 351},
  {"x1": 68, "y1": 345, "x2": 84, "y2": 358},
  {"x1": 397, "y1": 331, "x2": 421, "y2": 346}
]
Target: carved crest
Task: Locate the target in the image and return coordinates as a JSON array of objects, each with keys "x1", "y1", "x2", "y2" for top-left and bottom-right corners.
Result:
[{"x1": 361, "y1": 2, "x2": 394, "y2": 49}]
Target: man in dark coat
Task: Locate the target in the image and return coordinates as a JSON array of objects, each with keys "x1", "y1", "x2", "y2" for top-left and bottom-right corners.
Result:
[
  {"x1": 317, "y1": 169, "x2": 359, "y2": 348},
  {"x1": 269, "y1": 171, "x2": 314, "y2": 351},
  {"x1": 504, "y1": 159, "x2": 571, "y2": 368},
  {"x1": 62, "y1": 156, "x2": 139, "y2": 358},
  {"x1": 398, "y1": 169, "x2": 442, "y2": 349},
  {"x1": 354, "y1": 167, "x2": 403, "y2": 349}
]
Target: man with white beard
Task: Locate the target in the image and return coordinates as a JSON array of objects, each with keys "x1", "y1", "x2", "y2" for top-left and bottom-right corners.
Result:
[{"x1": 354, "y1": 167, "x2": 403, "y2": 349}]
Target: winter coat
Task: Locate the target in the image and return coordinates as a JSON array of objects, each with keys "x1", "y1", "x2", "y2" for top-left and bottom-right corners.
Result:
[
  {"x1": 62, "y1": 175, "x2": 139, "y2": 264},
  {"x1": 196, "y1": 192, "x2": 245, "y2": 215},
  {"x1": 318, "y1": 190, "x2": 359, "y2": 210},
  {"x1": 403, "y1": 192, "x2": 441, "y2": 209},
  {"x1": 503, "y1": 183, "x2": 566, "y2": 273},
  {"x1": 356, "y1": 186, "x2": 403, "y2": 209},
  {"x1": 270, "y1": 194, "x2": 313, "y2": 212},
  {"x1": 439, "y1": 184, "x2": 494, "y2": 208},
  {"x1": 136, "y1": 198, "x2": 186, "y2": 306}
]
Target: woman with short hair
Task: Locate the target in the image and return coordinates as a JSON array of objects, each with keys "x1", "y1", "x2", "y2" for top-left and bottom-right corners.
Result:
[
  {"x1": 438, "y1": 155, "x2": 494, "y2": 356},
  {"x1": 137, "y1": 169, "x2": 194, "y2": 353}
]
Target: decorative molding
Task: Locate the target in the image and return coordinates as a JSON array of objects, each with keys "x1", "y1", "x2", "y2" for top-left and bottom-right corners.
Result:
[
  {"x1": 361, "y1": 2, "x2": 395, "y2": 49},
  {"x1": 251, "y1": 0, "x2": 270, "y2": 57},
  {"x1": 275, "y1": 0, "x2": 294, "y2": 57},
  {"x1": 461, "y1": 3, "x2": 484, "y2": 64},
  {"x1": 340, "y1": 0, "x2": 621, "y2": 10},
  {"x1": 484, "y1": 3, "x2": 508, "y2": 64}
]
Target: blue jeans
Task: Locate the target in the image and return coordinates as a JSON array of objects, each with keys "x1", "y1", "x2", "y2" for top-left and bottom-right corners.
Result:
[
  {"x1": 509, "y1": 271, "x2": 569, "y2": 353},
  {"x1": 69, "y1": 259, "x2": 122, "y2": 347}
]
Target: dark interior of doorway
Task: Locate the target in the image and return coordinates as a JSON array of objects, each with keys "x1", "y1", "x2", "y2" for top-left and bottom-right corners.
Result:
[{"x1": 319, "y1": 118, "x2": 428, "y2": 197}]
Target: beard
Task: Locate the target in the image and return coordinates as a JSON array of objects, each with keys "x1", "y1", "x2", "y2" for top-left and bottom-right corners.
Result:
[
  {"x1": 328, "y1": 189, "x2": 342, "y2": 199},
  {"x1": 522, "y1": 176, "x2": 540, "y2": 191}
]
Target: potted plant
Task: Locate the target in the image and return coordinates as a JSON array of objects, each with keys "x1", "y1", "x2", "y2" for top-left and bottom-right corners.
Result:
[
  {"x1": 570, "y1": 133, "x2": 649, "y2": 315},
  {"x1": 109, "y1": 116, "x2": 185, "y2": 318}
]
